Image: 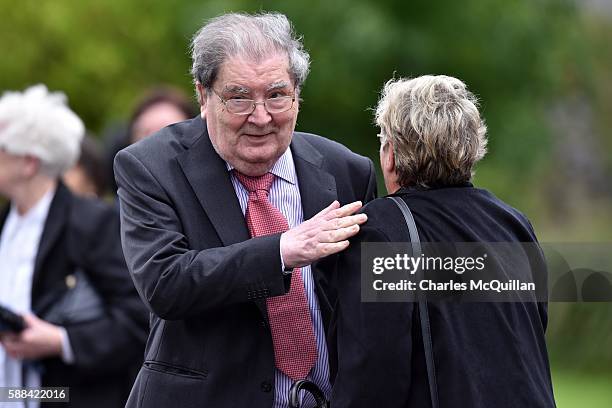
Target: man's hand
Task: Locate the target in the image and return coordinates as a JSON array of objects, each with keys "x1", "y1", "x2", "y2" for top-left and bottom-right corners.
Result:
[
  {"x1": 280, "y1": 200, "x2": 367, "y2": 269},
  {"x1": 0, "y1": 313, "x2": 63, "y2": 360}
]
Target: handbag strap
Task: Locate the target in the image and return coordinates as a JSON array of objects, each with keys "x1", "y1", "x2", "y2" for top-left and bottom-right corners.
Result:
[
  {"x1": 288, "y1": 380, "x2": 329, "y2": 408},
  {"x1": 387, "y1": 196, "x2": 439, "y2": 408}
]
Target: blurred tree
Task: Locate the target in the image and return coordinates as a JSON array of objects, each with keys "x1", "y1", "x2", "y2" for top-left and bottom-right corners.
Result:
[
  {"x1": 0, "y1": 0, "x2": 194, "y2": 130},
  {"x1": 1, "y1": 0, "x2": 609, "y2": 215}
]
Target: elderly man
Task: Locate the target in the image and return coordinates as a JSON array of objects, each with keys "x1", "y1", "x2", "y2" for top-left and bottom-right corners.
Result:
[
  {"x1": 114, "y1": 12, "x2": 376, "y2": 408},
  {"x1": 0, "y1": 85, "x2": 148, "y2": 407}
]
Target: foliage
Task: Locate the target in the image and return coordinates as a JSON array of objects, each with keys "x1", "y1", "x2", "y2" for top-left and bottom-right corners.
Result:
[{"x1": 3, "y1": 0, "x2": 608, "y2": 205}]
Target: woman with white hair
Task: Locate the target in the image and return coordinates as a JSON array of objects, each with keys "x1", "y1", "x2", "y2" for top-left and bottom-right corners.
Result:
[
  {"x1": 0, "y1": 85, "x2": 147, "y2": 407},
  {"x1": 329, "y1": 76, "x2": 556, "y2": 407}
]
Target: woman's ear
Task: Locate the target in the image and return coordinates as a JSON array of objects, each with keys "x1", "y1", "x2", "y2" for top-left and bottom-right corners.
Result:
[
  {"x1": 381, "y1": 141, "x2": 401, "y2": 193},
  {"x1": 22, "y1": 155, "x2": 41, "y2": 178},
  {"x1": 382, "y1": 141, "x2": 395, "y2": 174}
]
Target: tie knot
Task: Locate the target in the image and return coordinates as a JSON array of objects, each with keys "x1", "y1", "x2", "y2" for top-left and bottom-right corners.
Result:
[{"x1": 234, "y1": 171, "x2": 276, "y2": 193}]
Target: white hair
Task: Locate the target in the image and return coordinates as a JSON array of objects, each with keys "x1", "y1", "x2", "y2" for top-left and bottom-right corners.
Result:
[{"x1": 0, "y1": 84, "x2": 84, "y2": 176}]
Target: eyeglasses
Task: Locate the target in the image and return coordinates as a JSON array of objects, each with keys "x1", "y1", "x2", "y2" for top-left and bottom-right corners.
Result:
[{"x1": 213, "y1": 89, "x2": 295, "y2": 115}]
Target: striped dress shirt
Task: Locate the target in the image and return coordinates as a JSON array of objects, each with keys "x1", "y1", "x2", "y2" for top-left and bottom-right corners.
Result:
[{"x1": 226, "y1": 148, "x2": 331, "y2": 408}]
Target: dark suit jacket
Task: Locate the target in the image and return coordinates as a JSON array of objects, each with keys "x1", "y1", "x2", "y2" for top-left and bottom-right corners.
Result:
[
  {"x1": 113, "y1": 117, "x2": 377, "y2": 407},
  {"x1": 330, "y1": 184, "x2": 556, "y2": 408},
  {"x1": 0, "y1": 183, "x2": 148, "y2": 408}
]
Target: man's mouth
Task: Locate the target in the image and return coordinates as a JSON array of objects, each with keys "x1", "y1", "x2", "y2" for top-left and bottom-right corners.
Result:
[{"x1": 243, "y1": 132, "x2": 273, "y2": 138}]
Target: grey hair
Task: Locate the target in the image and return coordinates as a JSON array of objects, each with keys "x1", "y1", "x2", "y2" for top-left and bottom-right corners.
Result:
[
  {"x1": 375, "y1": 75, "x2": 487, "y2": 188},
  {"x1": 190, "y1": 12, "x2": 310, "y2": 91}
]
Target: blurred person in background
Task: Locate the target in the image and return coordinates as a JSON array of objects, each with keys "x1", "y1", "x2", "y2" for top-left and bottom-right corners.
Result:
[
  {"x1": 63, "y1": 134, "x2": 108, "y2": 199},
  {"x1": 103, "y1": 86, "x2": 197, "y2": 195},
  {"x1": 0, "y1": 85, "x2": 148, "y2": 408},
  {"x1": 128, "y1": 86, "x2": 197, "y2": 145},
  {"x1": 330, "y1": 75, "x2": 556, "y2": 407}
]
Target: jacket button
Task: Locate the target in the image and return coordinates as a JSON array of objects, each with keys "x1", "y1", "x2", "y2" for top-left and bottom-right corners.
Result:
[
  {"x1": 261, "y1": 380, "x2": 272, "y2": 393},
  {"x1": 65, "y1": 274, "x2": 77, "y2": 289}
]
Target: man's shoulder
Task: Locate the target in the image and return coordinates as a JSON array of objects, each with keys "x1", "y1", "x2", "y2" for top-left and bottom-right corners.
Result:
[
  {"x1": 292, "y1": 132, "x2": 376, "y2": 198},
  {"x1": 293, "y1": 131, "x2": 371, "y2": 165}
]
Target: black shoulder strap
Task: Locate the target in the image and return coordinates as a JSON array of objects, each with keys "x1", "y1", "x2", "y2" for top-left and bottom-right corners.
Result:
[{"x1": 388, "y1": 196, "x2": 439, "y2": 408}]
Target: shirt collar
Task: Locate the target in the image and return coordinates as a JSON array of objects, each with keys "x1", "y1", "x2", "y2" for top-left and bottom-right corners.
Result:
[
  {"x1": 8, "y1": 185, "x2": 56, "y2": 226},
  {"x1": 225, "y1": 148, "x2": 297, "y2": 185}
]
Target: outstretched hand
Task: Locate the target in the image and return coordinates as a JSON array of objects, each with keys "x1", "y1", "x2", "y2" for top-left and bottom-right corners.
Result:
[{"x1": 280, "y1": 200, "x2": 367, "y2": 269}]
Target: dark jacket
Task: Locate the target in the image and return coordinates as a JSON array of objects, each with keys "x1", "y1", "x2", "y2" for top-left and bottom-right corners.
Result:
[
  {"x1": 330, "y1": 184, "x2": 556, "y2": 408},
  {"x1": 113, "y1": 117, "x2": 377, "y2": 407},
  {"x1": 1, "y1": 183, "x2": 148, "y2": 408}
]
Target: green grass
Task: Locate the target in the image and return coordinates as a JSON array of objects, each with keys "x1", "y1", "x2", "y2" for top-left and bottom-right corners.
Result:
[{"x1": 552, "y1": 369, "x2": 612, "y2": 408}]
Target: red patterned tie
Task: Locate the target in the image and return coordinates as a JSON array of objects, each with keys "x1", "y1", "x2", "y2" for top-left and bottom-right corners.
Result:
[{"x1": 234, "y1": 171, "x2": 318, "y2": 381}]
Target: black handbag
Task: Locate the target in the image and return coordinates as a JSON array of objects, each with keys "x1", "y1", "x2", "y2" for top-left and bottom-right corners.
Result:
[
  {"x1": 37, "y1": 227, "x2": 105, "y2": 326},
  {"x1": 39, "y1": 268, "x2": 105, "y2": 326},
  {"x1": 388, "y1": 196, "x2": 439, "y2": 408}
]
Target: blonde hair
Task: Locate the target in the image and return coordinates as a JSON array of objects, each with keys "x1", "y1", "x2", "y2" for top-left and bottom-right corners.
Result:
[{"x1": 375, "y1": 75, "x2": 487, "y2": 188}]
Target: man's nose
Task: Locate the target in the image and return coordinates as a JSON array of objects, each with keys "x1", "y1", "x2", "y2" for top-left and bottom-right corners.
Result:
[{"x1": 247, "y1": 102, "x2": 272, "y2": 126}]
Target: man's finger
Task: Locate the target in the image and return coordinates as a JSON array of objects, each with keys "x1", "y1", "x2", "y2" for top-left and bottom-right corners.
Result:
[
  {"x1": 325, "y1": 201, "x2": 363, "y2": 220},
  {"x1": 313, "y1": 200, "x2": 340, "y2": 219},
  {"x1": 326, "y1": 213, "x2": 368, "y2": 230},
  {"x1": 321, "y1": 224, "x2": 361, "y2": 243},
  {"x1": 319, "y1": 240, "x2": 351, "y2": 256}
]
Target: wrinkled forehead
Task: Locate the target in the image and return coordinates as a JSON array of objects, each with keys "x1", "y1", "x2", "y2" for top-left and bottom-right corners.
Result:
[{"x1": 214, "y1": 53, "x2": 293, "y2": 91}]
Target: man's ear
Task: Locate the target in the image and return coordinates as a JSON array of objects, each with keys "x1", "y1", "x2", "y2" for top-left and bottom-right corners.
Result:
[{"x1": 196, "y1": 82, "x2": 207, "y2": 117}]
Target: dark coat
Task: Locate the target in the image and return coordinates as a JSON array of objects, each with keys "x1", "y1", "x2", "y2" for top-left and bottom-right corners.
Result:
[
  {"x1": 113, "y1": 117, "x2": 377, "y2": 407},
  {"x1": 330, "y1": 184, "x2": 556, "y2": 408},
  {"x1": 0, "y1": 183, "x2": 148, "y2": 408}
]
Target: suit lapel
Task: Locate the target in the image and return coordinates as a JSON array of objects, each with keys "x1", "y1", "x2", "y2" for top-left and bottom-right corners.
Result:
[
  {"x1": 291, "y1": 135, "x2": 340, "y2": 331},
  {"x1": 177, "y1": 118, "x2": 250, "y2": 246},
  {"x1": 31, "y1": 183, "x2": 70, "y2": 302},
  {"x1": 290, "y1": 134, "x2": 337, "y2": 225},
  {"x1": 178, "y1": 119, "x2": 262, "y2": 317}
]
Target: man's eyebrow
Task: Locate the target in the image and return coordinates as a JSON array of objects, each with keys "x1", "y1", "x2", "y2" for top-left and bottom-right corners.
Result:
[
  {"x1": 266, "y1": 81, "x2": 290, "y2": 92},
  {"x1": 222, "y1": 85, "x2": 250, "y2": 94}
]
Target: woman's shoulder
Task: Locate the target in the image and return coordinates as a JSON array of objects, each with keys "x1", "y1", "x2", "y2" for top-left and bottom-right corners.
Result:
[
  {"x1": 359, "y1": 197, "x2": 412, "y2": 242},
  {"x1": 368, "y1": 186, "x2": 538, "y2": 242}
]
